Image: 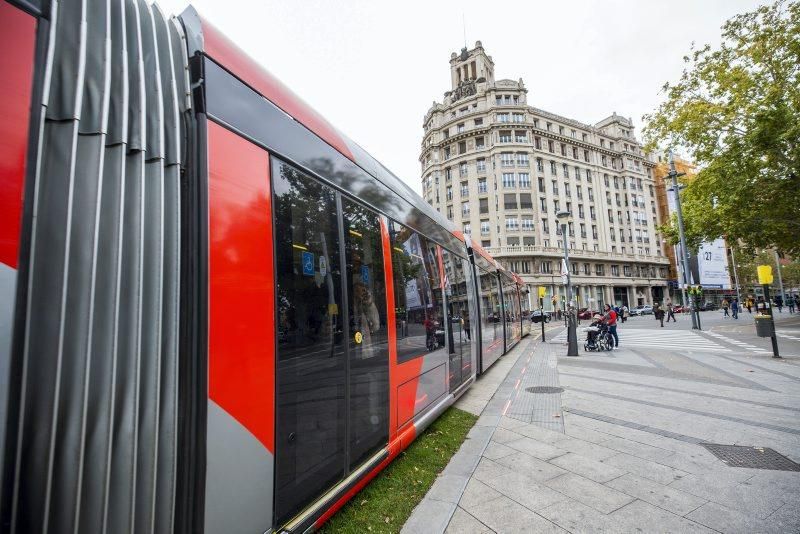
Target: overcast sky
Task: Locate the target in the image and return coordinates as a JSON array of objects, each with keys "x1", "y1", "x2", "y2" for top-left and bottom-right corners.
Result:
[{"x1": 157, "y1": 0, "x2": 766, "y2": 193}]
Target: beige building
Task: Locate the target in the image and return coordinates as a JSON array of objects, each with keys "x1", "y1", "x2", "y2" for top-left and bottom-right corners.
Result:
[{"x1": 420, "y1": 42, "x2": 669, "y2": 309}]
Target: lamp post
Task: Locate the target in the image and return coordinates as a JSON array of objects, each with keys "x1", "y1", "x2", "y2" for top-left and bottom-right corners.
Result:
[
  {"x1": 774, "y1": 250, "x2": 786, "y2": 307},
  {"x1": 667, "y1": 150, "x2": 699, "y2": 329},
  {"x1": 729, "y1": 244, "x2": 742, "y2": 305},
  {"x1": 557, "y1": 210, "x2": 579, "y2": 356}
]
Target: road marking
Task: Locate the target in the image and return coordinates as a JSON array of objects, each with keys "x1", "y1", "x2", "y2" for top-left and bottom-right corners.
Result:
[{"x1": 550, "y1": 328, "x2": 732, "y2": 352}]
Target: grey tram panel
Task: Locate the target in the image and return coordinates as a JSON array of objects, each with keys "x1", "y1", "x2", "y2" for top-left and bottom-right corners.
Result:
[{"x1": 6, "y1": 0, "x2": 187, "y2": 532}]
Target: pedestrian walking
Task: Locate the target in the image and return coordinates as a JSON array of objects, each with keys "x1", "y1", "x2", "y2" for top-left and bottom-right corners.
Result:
[
  {"x1": 603, "y1": 304, "x2": 619, "y2": 349},
  {"x1": 622, "y1": 305, "x2": 629, "y2": 323},
  {"x1": 666, "y1": 301, "x2": 676, "y2": 322},
  {"x1": 721, "y1": 298, "x2": 729, "y2": 318},
  {"x1": 731, "y1": 298, "x2": 739, "y2": 319},
  {"x1": 654, "y1": 303, "x2": 665, "y2": 327},
  {"x1": 775, "y1": 295, "x2": 784, "y2": 313},
  {"x1": 746, "y1": 297, "x2": 753, "y2": 314},
  {"x1": 788, "y1": 295, "x2": 796, "y2": 314}
]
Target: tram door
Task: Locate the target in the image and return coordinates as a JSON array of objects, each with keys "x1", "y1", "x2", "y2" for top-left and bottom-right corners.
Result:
[
  {"x1": 443, "y1": 250, "x2": 472, "y2": 392},
  {"x1": 272, "y1": 159, "x2": 389, "y2": 526}
]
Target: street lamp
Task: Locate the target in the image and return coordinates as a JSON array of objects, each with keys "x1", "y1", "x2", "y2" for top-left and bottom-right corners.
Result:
[
  {"x1": 557, "y1": 210, "x2": 579, "y2": 356},
  {"x1": 666, "y1": 150, "x2": 699, "y2": 329}
]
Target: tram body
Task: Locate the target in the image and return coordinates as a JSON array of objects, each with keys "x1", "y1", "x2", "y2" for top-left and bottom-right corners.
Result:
[{"x1": 0, "y1": 1, "x2": 531, "y2": 532}]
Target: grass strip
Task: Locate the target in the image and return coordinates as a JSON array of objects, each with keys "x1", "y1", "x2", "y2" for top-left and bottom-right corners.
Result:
[{"x1": 319, "y1": 407, "x2": 478, "y2": 534}]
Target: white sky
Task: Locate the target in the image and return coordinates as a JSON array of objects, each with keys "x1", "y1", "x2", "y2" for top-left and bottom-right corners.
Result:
[{"x1": 157, "y1": 0, "x2": 766, "y2": 194}]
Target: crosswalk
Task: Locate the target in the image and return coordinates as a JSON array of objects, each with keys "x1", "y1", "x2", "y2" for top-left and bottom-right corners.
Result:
[
  {"x1": 550, "y1": 327, "x2": 732, "y2": 352},
  {"x1": 776, "y1": 331, "x2": 800, "y2": 342},
  {"x1": 705, "y1": 331, "x2": 773, "y2": 355}
]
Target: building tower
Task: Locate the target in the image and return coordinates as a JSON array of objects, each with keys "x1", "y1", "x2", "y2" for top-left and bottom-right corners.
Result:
[{"x1": 420, "y1": 42, "x2": 670, "y2": 308}]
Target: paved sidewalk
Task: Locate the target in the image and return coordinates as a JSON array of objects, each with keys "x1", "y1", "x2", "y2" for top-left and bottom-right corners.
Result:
[{"x1": 402, "y1": 317, "x2": 800, "y2": 534}]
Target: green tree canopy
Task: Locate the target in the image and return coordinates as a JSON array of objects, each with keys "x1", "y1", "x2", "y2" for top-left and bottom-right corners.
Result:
[{"x1": 644, "y1": 1, "x2": 800, "y2": 256}]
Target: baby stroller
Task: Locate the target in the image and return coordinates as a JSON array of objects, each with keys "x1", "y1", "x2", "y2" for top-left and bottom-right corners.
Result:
[{"x1": 584, "y1": 314, "x2": 612, "y2": 352}]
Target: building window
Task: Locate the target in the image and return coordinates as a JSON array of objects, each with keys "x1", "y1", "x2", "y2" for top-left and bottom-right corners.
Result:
[
  {"x1": 463, "y1": 223, "x2": 471, "y2": 234},
  {"x1": 504, "y1": 193, "x2": 518, "y2": 209},
  {"x1": 551, "y1": 180, "x2": 559, "y2": 195},
  {"x1": 474, "y1": 117, "x2": 483, "y2": 126},
  {"x1": 550, "y1": 161, "x2": 557, "y2": 175},
  {"x1": 517, "y1": 153, "x2": 529, "y2": 167},
  {"x1": 534, "y1": 137, "x2": 542, "y2": 150},
  {"x1": 540, "y1": 261, "x2": 552, "y2": 273},
  {"x1": 521, "y1": 217, "x2": 534, "y2": 231},
  {"x1": 460, "y1": 182, "x2": 469, "y2": 197},
  {"x1": 540, "y1": 197, "x2": 548, "y2": 212},
  {"x1": 497, "y1": 113, "x2": 510, "y2": 122},
  {"x1": 520, "y1": 193, "x2": 532, "y2": 209},
  {"x1": 499, "y1": 131, "x2": 512, "y2": 143},
  {"x1": 611, "y1": 265, "x2": 619, "y2": 276},
  {"x1": 583, "y1": 263, "x2": 591, "y2": 275},
  {"x1": 479, "y1": 198, "x2": 489, "y2": 214},
  {"x1": 500, "y1": 152, "x2": 514, "y2": 167},
  {"x1": 457, "y1": 123, "x2": 465, "y2": 133},
  {"x1": 459, "y1": 162, "x2": 468, "y2": 177},
  {"x1": 548, "y1": 140, "x2": 555, "y2": 153},
  {"x1": 512, "y1": 113, "x2": 524, "y2": 122},
  {"x1": 538, "y1": 177, "x2": 545, "y2": 193},
  {"x1": 578, "y1": 204, "x2": 585, "y2": 218},
  {"x1": 478, "y1": 178, "x2": 487, "y2": 193},
  {"x1": 519, "y1": 173, "x2": 530, "y2": 188},
  {"x1": 462, "y1": 201, "x2": 470, "y2": 216},
  {"x1": 595, "y1": 264, "x2": 605, "y2": 275},
  {"x1": 502, "y1": 173, "x2": 516, "y2": 188},
  {"x1": 480, "y1": 220, "x2": 490, "y2": 235},
  {"x1": 446, "y1": 186, "x2": 453, "y2": 200},
  {"x1": 505, "y1": 218, "x2": 519, "y2": 231},
  {"x1": 476, "y1": 158, "x2": 486, "y2": 173},
  {"x1": 541, "y1": 218, "x2": 550, "y2": 233},
  {"x1": 536, "y1": 158, "x2": 544, "y2": 172},
  {"x1": 476, "y1": 137, "x2": 485, "y2": 149}
]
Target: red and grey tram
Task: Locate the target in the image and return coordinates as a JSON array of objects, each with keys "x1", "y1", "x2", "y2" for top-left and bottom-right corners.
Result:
[{"x1": 0, "y1": 1, "x2": 531, "y2": 532}]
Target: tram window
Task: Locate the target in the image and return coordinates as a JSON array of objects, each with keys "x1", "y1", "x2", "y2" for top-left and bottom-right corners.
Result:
[
  {"x1": 387, "y1": 220, "x2": 446, "y2": 364},
  {"x1": 272, "y1": 159, "x2": 346, "y2": 522},
  {"x1": 341, "y1": 199, "x2": 390, "y2": 469}
]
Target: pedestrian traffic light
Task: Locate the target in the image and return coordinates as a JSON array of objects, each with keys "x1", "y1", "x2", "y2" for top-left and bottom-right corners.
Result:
[{"x1": 757, "y1": 265, "x2": 773, "y2": 284}]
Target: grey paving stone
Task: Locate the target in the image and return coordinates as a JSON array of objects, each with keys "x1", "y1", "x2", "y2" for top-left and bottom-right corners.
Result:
[
  {"x1": 475, "y1": 414, "x2": 502, "y2": 427},
  {"x1": 545, "y1": 473, "x2": 635, "y2": 514},
  {"x1": 472, "y1": 457, "x2": 515, "y2": 484},
  {"x1": 426, "y1": 474, "x2": 470, "y2": 504},
  {"x1": 563, "y1": 423, "x2": 614, "y2": 444},
  {"x1": 550, "y1": 436, "x2": 620, "y2": 461},
  {"x1": 538, "y1": 498, "x2": 629, "y2": 534},
  {"x1": 497, "y1": 415, "x2": 529, "y2": 430},
  {"x1": 490, "y1": 427, "x2": 525, "y2": 444},
  {"x1": 602, "y1": 452, "x2": 689, "y2": 485},
  {"x1": 668, "y1": 473, "x2": 787, "y2": 519},
  {"x1": 459, "y1": 477, "x2": 503, "y2": 510},
  {"x1": 600, "y1": 435, "x2": 674, "y2": 462},
  {"x1": 482, "y1": 470, "x2": 568, "y2": 512},
  {"x1": 512, "y1": 422, "x2": 568, "y2": 444},
  {"x1": 442, "y1": 447, "x2": 483, "y2": 478},
  {"x1": 549, "y1": 452, "x2": 626, "y2": 483},
  {"x1": 744, "y1": 470, "x2": 800, "y2": 499},
  {"x1": 482, "y1": 441, "x2": 517, "y2": 461},
  {"x1": 609, "y1": 499, "x2": 716, "y2": 533},
  {"x1": 504, "y1": 436, "x2": 567, "y2": 461},
  {"x1": 401, "y1": 498, "x2": 457, "y2": 534},
  {"x1": 605, "y1": 472, "x2": 707, "y2": 516},
  {"x1": 687, "y1": 501, "x2": 783, "y2": 534},
  {"x1": 469, "y1": 494, "x2": 568, "y2": 534},
  {"x1": 495, "y1": 451, "x2": 568, "y2": 483},
  {"x1": 444, "y1": 506, "x2": 494, "y2": 534},
  {"x1": 766, "y1": 501, "x2": 800, "y2": 533}
]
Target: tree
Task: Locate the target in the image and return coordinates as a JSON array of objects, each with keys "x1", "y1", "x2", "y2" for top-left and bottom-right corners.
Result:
[{"x1": 644, "y1": 1, "x2": 800, "y2": 256}]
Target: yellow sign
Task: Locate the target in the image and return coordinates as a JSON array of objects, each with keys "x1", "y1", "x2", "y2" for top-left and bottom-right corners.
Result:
[
  {"x1": 328, "y1": 303, "x2": 339, "y2": 315},
  {"x1": 354, "y1": 331, "x2": 363, "y2": 344},
  {"x1": 538, "y1": 286, "x2": 547, "y2": 298},
  {"x1": 757, "y1": 265, "x2": 774, "y2": 285}
]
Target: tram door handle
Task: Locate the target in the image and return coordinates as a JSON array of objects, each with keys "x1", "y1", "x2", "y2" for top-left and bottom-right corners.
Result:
[{"x1": 288, "y1": 432, "x2": 296, "y2": 443}]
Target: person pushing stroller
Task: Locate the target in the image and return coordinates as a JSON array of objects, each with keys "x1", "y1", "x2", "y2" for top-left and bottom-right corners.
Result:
[{"x1": 584, "y1": 313, "x2": 611, "y2": 351}]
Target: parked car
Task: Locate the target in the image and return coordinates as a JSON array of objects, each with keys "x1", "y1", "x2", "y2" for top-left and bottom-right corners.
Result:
[
  {"x1": 700, "y1": 301, "x2": 717, "y2": 311},
  {"x1": 630, "y1": 305, "x2": 654, "y2": 316},
  {"x1": 672, "y1": 305, "x2": 686, "y2": 314},
  {"x1": 530, "y1": 310, "x2": 552, "y2": 323}
]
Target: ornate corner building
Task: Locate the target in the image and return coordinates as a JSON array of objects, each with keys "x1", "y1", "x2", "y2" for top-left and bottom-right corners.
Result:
[{"x1": 420, "y1": 42, "x2": 670, "y2": 309}]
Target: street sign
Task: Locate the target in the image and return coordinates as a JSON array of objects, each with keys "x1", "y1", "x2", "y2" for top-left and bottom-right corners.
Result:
[
  {"x1": 538, "y1": 286, "x2": 547, "y2": 298},
  {"x1": 302, "y1": 251, "x2": 314, "y2": 276},
  {"x1": 757, "y1": 265, "x2": 773, "y2": 284}
]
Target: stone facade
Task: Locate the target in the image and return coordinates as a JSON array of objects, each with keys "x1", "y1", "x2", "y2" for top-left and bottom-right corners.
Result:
[{"x1": 420, "y1": 42, "x2": 670, "y2": 309}]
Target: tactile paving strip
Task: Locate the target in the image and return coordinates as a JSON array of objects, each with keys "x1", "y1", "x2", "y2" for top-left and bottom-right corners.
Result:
[
  {"x1": 506, "y1": 342, "x2": 565, "y2": 432},
  {"x1": 700, "y1": 444, "x2": 800, "y2": 471}
]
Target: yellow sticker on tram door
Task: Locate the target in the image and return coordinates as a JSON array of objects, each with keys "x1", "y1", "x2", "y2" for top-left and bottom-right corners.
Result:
[{"x1": 354, "y1": 331, "x2": 363, "y2": 344}]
